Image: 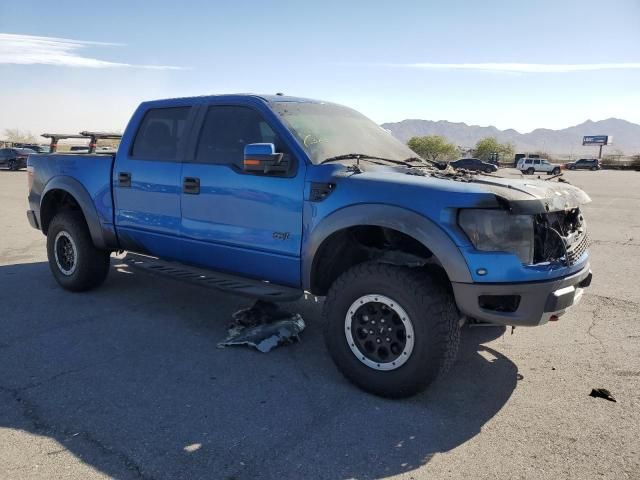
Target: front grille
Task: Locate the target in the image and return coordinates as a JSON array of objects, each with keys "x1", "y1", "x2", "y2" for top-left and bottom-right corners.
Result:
[
  {"x1": 566, "y1": 230, "x2": 589, "y2": 265},
  {"x1": 533, "y1": 208, "x2": 588, "y2": 265}
]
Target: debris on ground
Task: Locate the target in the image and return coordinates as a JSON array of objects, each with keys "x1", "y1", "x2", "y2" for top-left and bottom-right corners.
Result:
[
  {"x1": 217, "y1": 300, "x2": 305, "y2": 353},
  {"x1": 589, "y1": 388, "x2": 617, "y2": 402}
]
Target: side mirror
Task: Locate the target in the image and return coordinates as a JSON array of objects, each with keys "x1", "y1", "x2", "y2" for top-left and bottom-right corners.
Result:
[{"x1": 243, "y1": 143, "x2": 288, "y2": 174}]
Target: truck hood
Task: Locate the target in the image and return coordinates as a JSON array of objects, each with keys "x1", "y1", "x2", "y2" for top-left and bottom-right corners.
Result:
[
  {"x1": 320, "y1": 163, "x2": 591, "y2": 215},
  {"x1": 465, "y1": 175, "x2": 592, "y2": 214},
  {"x1": 307, "y1": 164, "x2": 591, "y2": 215}
]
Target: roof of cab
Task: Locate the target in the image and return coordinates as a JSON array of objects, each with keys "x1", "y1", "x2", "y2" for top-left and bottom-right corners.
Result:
[{"x1": 141, "y1": 93, "x2": 325, "y2": 107}]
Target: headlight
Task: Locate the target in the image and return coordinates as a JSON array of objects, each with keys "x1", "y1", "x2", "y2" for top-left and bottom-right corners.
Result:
[{"x1": 459, "y1": 209, "x2": 534, "y2": 264}]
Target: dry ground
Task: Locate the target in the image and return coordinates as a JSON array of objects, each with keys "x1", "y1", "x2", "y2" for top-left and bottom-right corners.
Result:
[{"x1": 0, "y1": 169, "x2": 639, "y2": 479}]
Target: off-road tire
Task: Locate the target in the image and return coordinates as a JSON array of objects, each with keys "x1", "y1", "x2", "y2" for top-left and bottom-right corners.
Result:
[
  {"x1": 323, "y1": 262, "x2": 460, "y2": 398},
  {"x1": 46, "y1": 211, "x2": 110, "y2": 292}
]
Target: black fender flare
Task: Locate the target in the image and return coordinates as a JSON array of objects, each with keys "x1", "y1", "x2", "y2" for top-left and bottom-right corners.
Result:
[
  {"x1": 40, "y1": 176, "x2": 114, "y2": 250},
  {"x1": 302, "y1": 204, "x2": 472, "y2": 291}
]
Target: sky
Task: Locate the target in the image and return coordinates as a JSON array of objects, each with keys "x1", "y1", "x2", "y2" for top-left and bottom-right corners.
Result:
[{"x1": 1, "y1": 0, "x2": 639, "y2": 137}]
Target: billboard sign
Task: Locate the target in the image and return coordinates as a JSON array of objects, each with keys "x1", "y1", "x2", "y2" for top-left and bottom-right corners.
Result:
[{"x1": 582, "y1": 135, "x2": 612, "y2": 146}]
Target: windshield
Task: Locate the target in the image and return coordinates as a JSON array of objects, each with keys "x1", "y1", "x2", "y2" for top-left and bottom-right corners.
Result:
[{"x1": 272, "y1": 101, "x2": 416, "y2": 165}]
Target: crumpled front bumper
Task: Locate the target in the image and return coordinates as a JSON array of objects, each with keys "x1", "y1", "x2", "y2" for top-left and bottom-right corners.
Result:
[{"x1": 451, "y1": 264, "x2": 592, "y2": 326}]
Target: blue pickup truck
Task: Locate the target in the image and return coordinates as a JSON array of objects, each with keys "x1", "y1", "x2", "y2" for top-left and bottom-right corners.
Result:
[{"x1": 26, "y1": 94, "x2": 592, "y2": 397}]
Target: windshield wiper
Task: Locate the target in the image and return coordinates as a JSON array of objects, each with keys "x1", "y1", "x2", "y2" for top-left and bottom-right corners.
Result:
[
  {"x1": 404, "y1": 156, "x2": 441, "y2": 167},
  {"x1": 320, "y1": 153, "x2": 414, "y2": 167}
]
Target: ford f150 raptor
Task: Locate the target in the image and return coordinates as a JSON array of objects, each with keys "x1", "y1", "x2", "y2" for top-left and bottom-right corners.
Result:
[{"x1": 26, "y1": 94, "x2": 593, "y2": 397}]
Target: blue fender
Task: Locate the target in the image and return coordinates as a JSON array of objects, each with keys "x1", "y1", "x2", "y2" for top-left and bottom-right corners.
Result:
[
  {"x1": 302, "y1": 204, "x2": 472, "y2": 291},
  {"x1": 40, "y1": 176, "x2": 117, "y2": 250}
]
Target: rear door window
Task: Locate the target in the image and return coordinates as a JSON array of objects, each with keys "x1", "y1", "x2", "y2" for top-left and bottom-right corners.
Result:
[{"x1": 131, "y1": 107, "x2": 191, "y2": 161}]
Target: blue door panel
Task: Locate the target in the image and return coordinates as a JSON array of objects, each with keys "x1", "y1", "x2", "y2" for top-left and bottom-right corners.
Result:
[
  {"x1": 113, "y1": 159, "x2": 183, "y2": 256},
  {"x1": 114, "y1": 160, "x2": 182, "y2": 234},
  {"x1": 179, "y1": 164, "x2": 305, "y2": 286},
  {"x1": 177, "y1": 236, "x2": 300, "y2": 287},
  {"x1": 115, "y1": 226, "x2": 186, "y2": 262}
]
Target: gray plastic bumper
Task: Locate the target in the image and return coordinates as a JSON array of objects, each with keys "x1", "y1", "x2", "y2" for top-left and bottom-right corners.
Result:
[{"x1": 451, "y1": 265, "x2": 592, "y2": 326}]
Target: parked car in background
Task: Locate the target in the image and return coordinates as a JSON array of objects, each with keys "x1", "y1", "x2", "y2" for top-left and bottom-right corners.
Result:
[
  {"x1": 69, "y1": 146, "x2": 90, "y2": 153},
  {"x1": 19, "y1": 144, "x2": 49, "y2": 153},
  {"x1": 567, "y1": 158, "x2": 600, "y2": 171},
  {"x1": 0, "y1": 147, "x2": 35, "y2": 170},
  {"x1": 450, "y1": 158, "x2": 498, "y2": 173},
  {"x1": 517, "y1": 157, "x2": 561, "y2": 175}
]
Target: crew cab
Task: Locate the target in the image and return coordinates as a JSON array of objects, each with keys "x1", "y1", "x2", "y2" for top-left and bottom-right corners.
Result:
[
  {"x1": 517, "y1": 157, "x2": 562, "y2": 175},
  {"x1": 26, "y1": 94, "x2": 593, "y2": 397}
]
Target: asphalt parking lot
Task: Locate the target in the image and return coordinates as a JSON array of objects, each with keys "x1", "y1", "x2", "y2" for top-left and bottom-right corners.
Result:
[{"x1": 1, "y1": 169, "x2": 639, "y2": 480}]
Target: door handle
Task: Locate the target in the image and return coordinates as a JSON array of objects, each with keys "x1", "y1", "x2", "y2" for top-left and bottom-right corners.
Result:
[
  {"x1": 118, "y1": 172, "x2": 131, "y2": 187},
  {"x1": 183, "y1": 177, "x2": 200, "y2": 194}
]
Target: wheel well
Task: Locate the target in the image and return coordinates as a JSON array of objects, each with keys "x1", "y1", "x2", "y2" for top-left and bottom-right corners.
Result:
[
  {"x1": 40, "y1": 189, "x2": 82, "y2": 234},
  {"x1": 310, "y1": 226, "x2": 449, "y2": 296}
]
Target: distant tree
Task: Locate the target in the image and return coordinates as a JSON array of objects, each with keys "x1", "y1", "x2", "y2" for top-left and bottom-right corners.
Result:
[
  {"x1": 3, "y1": 128, "x2": 36, "y2": 144},
  {"x1": 407, "y1": 135, "x2": 458, "y2": 162},
  {"x1": 473, "y1": 137, "x2": 515, "y2": 162},
  {"x1": 532, "y1": 150, "x2": 556, "y2": 162}
]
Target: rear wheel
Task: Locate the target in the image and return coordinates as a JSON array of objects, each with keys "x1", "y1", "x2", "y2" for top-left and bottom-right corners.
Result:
[
  {"x1": 8, "y1": 159, "x2": 17, "y2": 171},
  {"x1": 590, "y1": 166, "x2": 597, "y2": 171},
  {"x1": 526, "y1": 167, "x2": 535, "y2": 175},
  {"x1": 323, "y1": 263, "x2": 460, "y2": 398},
  {"x1": 484, "y1": 166, "x2": 493, "y2": 173},
  {"x1": 46, "y1": 211, "x2": 110, "y2": 292}
]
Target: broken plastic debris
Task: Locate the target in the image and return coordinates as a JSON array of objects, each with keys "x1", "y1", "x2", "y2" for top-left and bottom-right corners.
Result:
[
  {"x1": 589, "y1": 388, "x2": 616, "y2": 402},
  {"x1": 218, "y1": 300, "x2": 305, "y2": 353}
]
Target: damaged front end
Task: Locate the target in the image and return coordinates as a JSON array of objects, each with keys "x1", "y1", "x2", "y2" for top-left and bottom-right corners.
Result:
[
  {"x1": 533, "y1": 208, "x2": 589, "y2": 266},
  {"x1": 452, "y1": 177, "x2": 592, "y2": 326},
  {"x1": 457, "y1": 177, "x2": 592, "y2": 284}
]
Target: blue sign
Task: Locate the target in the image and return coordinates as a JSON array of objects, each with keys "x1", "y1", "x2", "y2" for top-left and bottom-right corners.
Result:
[{"x1": 582, "y1": 135, "x2": 610, "y2": 146}]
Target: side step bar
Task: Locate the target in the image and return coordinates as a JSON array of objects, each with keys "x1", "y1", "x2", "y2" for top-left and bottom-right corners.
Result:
[{"x1": 120, "y1": 253, "x2": 303, "y2": 302}]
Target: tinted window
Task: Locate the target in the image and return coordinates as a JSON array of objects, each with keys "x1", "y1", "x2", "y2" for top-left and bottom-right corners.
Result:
[
  {"x1": 524, "y1": 159, "x2": 532, "y2": 164},
  {"x1": 195, "y1": 106, "x2": 284, "y2": 167},
  {"x1": 132, "y1": 107, "x2": 191, "y2": 160},
  {"x1": 534, "y1": 160, "x2": 541, "y2": 165}
]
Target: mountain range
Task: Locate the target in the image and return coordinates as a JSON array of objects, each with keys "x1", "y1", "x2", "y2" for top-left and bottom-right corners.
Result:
[{"x1": 381, "y1": 118, "x2": 640, "y2": 156}]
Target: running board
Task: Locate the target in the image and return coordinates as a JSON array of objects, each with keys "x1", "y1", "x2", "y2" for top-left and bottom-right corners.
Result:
[{"x1": 120, "y1": 253, "x2": 303, "y2": 302}]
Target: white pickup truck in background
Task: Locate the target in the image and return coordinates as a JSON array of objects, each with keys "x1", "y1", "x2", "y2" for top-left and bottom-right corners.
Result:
[{"x1": 517, "y1": 157, "x2": 562, "y2": 175}]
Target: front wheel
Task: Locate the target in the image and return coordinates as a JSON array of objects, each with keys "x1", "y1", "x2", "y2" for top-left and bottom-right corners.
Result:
[
  {"x1": 323, "y1": 263, "x2": 460, "y2": 398},
  {"x1": 526, "y1": 167, "x2": 535, "y2": 175},
  {"x1": 46, "y1": 211, "x2": 111, "y2": 292},
  {"x1": 590, "y1": 166, "x2": 597, "y2": 171},
  {"x1": 8, "y1": 159, "x2": 17, "y2": 171},
  {"x1": 552, "y1": 167, "x2": 561, "y2": 175}
]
